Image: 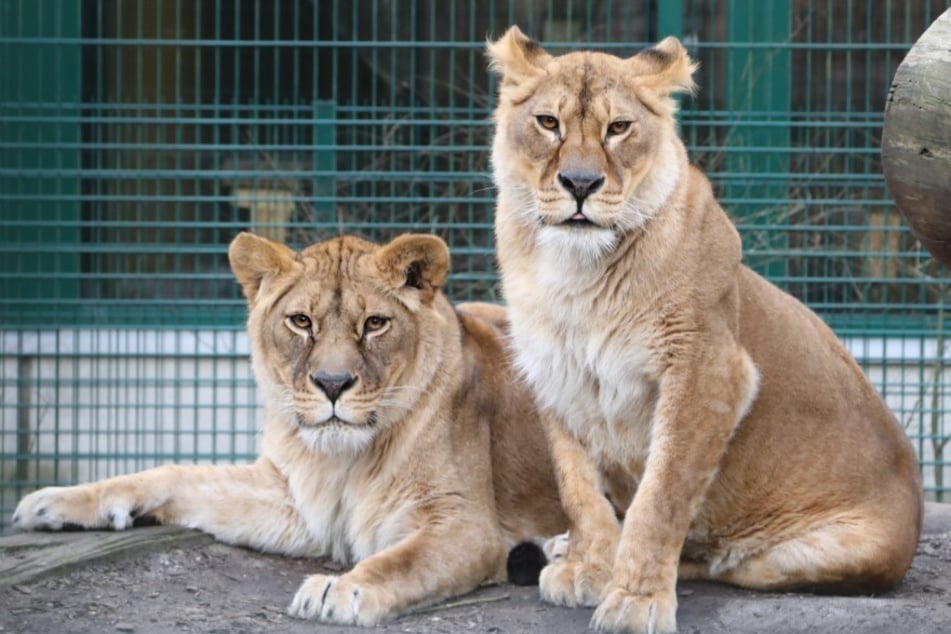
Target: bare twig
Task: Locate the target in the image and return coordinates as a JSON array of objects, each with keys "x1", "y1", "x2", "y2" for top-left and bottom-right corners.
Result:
[{"x1": 408, "y1": 592, "x2": 511, "y2": 616}]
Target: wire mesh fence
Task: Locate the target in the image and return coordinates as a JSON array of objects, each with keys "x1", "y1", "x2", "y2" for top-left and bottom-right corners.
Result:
[{"x1": 2, "y1": 0, "x2": 950, "y2": 534}]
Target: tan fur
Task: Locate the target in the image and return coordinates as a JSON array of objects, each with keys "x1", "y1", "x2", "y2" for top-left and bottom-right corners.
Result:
[
  {"x1": 12, "y1": 232, "x2": 566, "y2": 625},
  {"x1": 488, "y1": 26, "x2": 923, "y2": 634}
]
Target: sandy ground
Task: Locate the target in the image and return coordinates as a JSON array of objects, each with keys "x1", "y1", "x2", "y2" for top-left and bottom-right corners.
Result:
[{"x1": 1, "y1": 504, "x2": 950, "y2": 634}]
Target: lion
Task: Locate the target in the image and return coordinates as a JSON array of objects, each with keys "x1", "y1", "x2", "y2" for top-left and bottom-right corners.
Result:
[
  {"x1": 487, "y1": 26, "x2": 923, "y2": 634},
  {"x1": 12, "y1": 231, "x2": 567, "y2": 625}
]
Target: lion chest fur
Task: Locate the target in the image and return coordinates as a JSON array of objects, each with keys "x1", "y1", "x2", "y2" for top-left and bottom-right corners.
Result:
[
  {"x1": 504, "y1": 248, "x2": 665, "y2": 474},
  {"x1": 264, "y1": 429, "x2": 422, "y2": 563}
]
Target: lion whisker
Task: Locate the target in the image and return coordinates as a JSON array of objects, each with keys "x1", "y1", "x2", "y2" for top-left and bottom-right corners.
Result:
[{"x1": 382, "y1": 385, "x2": 426, "y2": 395}]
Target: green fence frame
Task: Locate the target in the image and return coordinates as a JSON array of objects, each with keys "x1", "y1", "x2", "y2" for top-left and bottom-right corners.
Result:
[{"x1": 2, "y1": 0, "x2": 950, "y2": 534}]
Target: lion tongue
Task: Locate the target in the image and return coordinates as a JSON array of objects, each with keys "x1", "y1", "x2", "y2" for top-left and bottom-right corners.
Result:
[{"x1": 571, "y1": 212, "x2": 587, "y2": 221}]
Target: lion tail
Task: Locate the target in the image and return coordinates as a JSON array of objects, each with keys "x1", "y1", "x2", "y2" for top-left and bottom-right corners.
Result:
[{"x1": 506, "y1": 541, "x2": 547, "y2": 586}]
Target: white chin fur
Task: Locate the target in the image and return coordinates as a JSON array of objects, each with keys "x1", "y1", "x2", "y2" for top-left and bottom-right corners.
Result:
[
  {"x1": 297, "y1": 424, "x2": 377, "y2": 456},
  {"x1": 537, "y1": 224, "x2": 619, "y2": 268}
]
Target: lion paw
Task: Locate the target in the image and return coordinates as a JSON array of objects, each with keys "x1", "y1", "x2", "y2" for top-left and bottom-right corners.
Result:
[
  {"x1": 12, "y1": 486, "x2": 128, "y2": 531},
  {"x1": 288, "y1": 573, "x2": 390, "y2": 626},
  {"x1": 543, "y1": 532, "x2": 570, "y2": 561},
  {"x1": 591, "y1": 586, "x2": 677, "y2": 634},
  {"x1": 538, "y1": 558, "x2": 611, "y2": 608}
]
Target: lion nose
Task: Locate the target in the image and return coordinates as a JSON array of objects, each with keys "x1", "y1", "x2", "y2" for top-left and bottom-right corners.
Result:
[
  {"x1": 311, "y1": 371, "x2": 357, "y2": 403},
  {"x1": 557, "y1": 171, "x2": 605, "y2": 202}
]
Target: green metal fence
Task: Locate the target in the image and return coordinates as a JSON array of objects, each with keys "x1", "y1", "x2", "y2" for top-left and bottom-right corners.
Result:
[{"x1": 2, "y1": 0, "x2": 950, "y2": 534}]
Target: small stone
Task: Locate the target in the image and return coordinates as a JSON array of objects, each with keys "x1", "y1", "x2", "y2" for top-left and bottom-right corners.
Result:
[
  {"x1": 185, "y1": 585, "x2": 199, "y2": 593},
  {"x1": 114, "y1": 623, "x2": 135, "y2": 632}
]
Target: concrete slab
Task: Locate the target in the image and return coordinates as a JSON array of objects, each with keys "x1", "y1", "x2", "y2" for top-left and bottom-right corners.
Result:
[{"x1": 1, "y1": 503, "x2": 949, "y2": 633}]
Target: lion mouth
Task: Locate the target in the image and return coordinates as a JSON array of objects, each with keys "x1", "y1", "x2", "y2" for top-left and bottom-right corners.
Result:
[
  {"x1": 554, "y1": 210, "x2": 611, "y2": 230},
  {"x1": 295, "y1": 412, "x2": 377, "y2": 428},
  {"x1": 561, "y1": 212, "x2": 595, "y2": 227}
]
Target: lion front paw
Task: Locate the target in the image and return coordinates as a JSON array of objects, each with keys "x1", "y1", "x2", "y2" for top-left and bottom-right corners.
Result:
[
  {"x1": 12, "y1": 486, "x2": 128, "y2": 532},
  {"x1": 539, "y1": 557, "x2": 612, "y2": 608},
  {"x1": 591, "y1": 585, "x2": 677, "y2": 634},
  {"x1": 288, "y1": 573, "x2": 391, "y2": 626},
  {"x1": 543, "y1": 531, "x2": 570, "y2": 561}
]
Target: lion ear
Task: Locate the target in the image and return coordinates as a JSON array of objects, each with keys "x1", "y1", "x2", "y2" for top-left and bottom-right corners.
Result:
[
  {"x1": 228, "y1": 232, "x2": 297, "y2": 303},
  {"x1": 629, "y1": 36, "x2": 698, "y2": 115},
  {"x1": 487, "y1": 25, "x2": 551, "y2": 87},
  {"x1": 374, "y1": 234, "x2": 450, "y2": 304}
]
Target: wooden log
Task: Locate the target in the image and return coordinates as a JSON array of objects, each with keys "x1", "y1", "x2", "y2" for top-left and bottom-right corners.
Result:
[
  {"x1": 881, "y1": 8, "x2": 951, "y2": 269},
  {"x1": 0, "y1": 526, "x2": 213, "y2": 589}
]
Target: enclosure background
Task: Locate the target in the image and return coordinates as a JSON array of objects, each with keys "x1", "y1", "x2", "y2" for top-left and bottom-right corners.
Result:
[{"x1": 2, "y1": 0, "x2": 950, "y2": 534}]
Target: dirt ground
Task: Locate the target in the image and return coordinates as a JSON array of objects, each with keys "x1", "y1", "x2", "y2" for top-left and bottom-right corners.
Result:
[{"x1": 2, "y1": 504, "x2": 950, "y2": 634}]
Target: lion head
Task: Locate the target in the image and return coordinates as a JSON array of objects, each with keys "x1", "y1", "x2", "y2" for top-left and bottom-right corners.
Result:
[
  {"x1": 488, "y1": 26, "x2": 698, "y2": 264},
  {"x1": 228, "y1": 232, "x2": 454, "y2": 455}
]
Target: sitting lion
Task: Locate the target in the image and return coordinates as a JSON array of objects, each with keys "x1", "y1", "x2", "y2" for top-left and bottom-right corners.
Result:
[
  {"x1": 487, "y1": 26, "x2": 923, "y2": 634},
  {"x1": 12, "y1": 231, "x2": 566, "y2": 625}
]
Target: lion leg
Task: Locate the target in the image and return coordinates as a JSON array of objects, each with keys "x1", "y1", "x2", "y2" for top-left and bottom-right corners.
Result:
[
  {"x1": 710, "y1": 507, "x2": 919, "y2": 594},
  {"x1": 12, "y1": 459, "x2": 310, "y2": 553},
  {"x1": 677, "y1": 559, "x2": 712, "y2": 580},
  {"x1": 593, "y1": 345, "x2": 759, "y2": 634},
  {"x1": 538, "y1": 419, "x2": 620, "y2": 608},
  {"x1": 289, "y1": 505, "x2": 506, "y2": 626}
]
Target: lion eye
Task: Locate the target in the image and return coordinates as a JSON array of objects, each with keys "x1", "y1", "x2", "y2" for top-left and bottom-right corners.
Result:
[
  {"x1": 288, "y1": 314, "x2": 312, "y2": 330},
  {"x1": 363, "y1": 315, "x2": 389, "y2": 335},
  {"x1": 607, "y1": 120, "x2": 632, "y2": 137},
  {"x1": 536, "y1": 115, "x2": 559, "y2": 131}
]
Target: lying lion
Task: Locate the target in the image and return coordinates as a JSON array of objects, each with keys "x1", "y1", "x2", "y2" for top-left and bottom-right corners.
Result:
[
  {"x1": 12, "y1": 231, "x2": 566, "y2": 625},
  {"x1": 488, "y1": 26, "x2": 923, "y2": 634}
]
